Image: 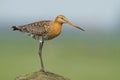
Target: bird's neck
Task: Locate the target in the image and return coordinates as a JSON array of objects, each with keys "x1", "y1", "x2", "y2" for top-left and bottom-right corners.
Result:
[
  {"x1": 51, "y1": 21, "x2": 63, "y2": 31},
  {"x1": 52, "y1": 20, "x2": 63, "y2": 27}
]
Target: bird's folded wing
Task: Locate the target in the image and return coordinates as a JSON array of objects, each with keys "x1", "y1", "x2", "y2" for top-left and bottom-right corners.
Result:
[{"x1": 25, "y1": 25, "x2": 47, "y2": 35}]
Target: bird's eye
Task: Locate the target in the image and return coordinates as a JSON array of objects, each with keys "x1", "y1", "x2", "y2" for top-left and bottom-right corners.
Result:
[{"x1": 61, "y1": 17, "x2": 64, "y2": 19}]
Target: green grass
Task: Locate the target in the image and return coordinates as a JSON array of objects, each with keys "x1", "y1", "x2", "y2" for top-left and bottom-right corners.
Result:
[{"x1": 0, "y1": 27, "x2": 120, "y2": 80}]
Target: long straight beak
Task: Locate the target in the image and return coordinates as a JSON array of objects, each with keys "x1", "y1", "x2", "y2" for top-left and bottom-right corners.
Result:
[{"x1": 66, "y1": 21, "x2": 85, "y2": 31}]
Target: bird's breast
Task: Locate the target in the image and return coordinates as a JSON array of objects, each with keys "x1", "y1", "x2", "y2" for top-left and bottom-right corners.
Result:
[{"x1": 46, "y1": 22, "x2": 62, "y2": 40}]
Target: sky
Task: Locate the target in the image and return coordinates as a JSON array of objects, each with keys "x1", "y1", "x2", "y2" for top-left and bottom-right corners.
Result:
[{"x1": 0, "y1": 0, "x2": 120, "y2": 33}]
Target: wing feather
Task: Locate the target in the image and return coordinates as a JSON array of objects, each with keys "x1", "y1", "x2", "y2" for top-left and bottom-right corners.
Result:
[{"x1": 17, "y1": 20, "x2": 52, "y2": 35}]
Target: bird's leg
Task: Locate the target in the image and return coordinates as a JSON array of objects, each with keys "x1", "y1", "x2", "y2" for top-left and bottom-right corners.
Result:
[{"x1": 38, "y1": 37, "x2": 45, "y2": 72}]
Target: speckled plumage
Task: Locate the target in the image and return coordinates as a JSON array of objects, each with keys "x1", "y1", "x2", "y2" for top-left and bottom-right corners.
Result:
[{"x1": 12, "y1": 20, "x2": 53, "y2": 40}]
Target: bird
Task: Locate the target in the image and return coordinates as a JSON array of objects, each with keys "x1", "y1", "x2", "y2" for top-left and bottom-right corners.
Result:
[{"x1": 12, "y1": 15, "x2": 84, "y2": 72}]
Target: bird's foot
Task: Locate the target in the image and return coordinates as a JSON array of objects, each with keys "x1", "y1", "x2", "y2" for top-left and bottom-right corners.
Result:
[
  {"x1": 40, "y1": 69, "x2": 50, "y2": 76},
  {"x1": 40, "y1": 69, "x2": 45, "y2": 72}
]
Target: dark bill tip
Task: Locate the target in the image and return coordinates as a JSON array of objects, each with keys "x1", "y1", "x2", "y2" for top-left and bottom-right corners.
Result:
[{"x1": 76, "y1": 26, "x2": 85, "y2": 31}]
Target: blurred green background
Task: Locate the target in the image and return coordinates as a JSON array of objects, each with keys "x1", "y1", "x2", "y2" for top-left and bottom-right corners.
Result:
[
  {"x1": 0, "y1": 27, "x2": 120, "y2": 80},
  {"x1": 0, "y1": 0, "x2": 120, "y2": 80}
]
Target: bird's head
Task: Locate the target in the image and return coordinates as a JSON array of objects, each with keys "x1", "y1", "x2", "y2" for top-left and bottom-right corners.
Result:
[{"x1": 55, "y1": 15, "x2": 85, "y2": 31}]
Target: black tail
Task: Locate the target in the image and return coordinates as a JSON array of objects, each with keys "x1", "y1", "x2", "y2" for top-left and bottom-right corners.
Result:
[{"x1": 12, "y1": 26, "x2": 19, "y2": 31}]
